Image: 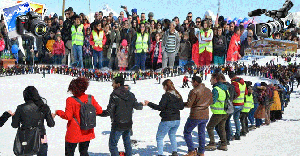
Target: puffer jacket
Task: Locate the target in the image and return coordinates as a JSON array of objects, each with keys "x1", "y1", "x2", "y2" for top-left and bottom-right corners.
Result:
[
  {"x1": 185, "y1": 83, "x2": 213, "y2": 120},
  {"x1": 226, "y1": 33, "x2": 241, "y2": 62},
  {"x1": 148, "y1": 90, "x2": 184, "y2": 121}
]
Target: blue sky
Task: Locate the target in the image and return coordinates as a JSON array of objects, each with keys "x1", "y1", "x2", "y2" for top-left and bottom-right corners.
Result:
[{"x1": 30, "y1": 0, "x2": 300, "y2": 23}]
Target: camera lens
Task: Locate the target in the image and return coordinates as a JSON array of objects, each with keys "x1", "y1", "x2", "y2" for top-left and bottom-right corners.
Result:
[
  {"x1": 30, "y1": 19, "x2": 48, "y2": 36},
  {"x1": 261, "y1": 26, "x2": 268, "y2": 34}
]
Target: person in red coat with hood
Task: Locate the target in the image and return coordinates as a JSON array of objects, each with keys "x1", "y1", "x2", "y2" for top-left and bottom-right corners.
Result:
[
  {"x1": 150, "y1": 33, "x2": 163, "y2": 70},
  {"x1": 226, "y1": 26, "x2": 241, "y2": 62},
  {"x1": 54, "y1": 77, "x2": 103, "y2": 155}
]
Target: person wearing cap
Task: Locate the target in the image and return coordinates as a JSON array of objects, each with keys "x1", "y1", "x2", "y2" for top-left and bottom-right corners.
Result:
[
  {"x1": 52, "y1": 34, "x2": 65, "y2": 65},
  {"x1": 71, "y1": 15, "x2": 85, "y2": 68},
  {"x1": 90, "y1": 20, "x2": 107, "y2": 69}
]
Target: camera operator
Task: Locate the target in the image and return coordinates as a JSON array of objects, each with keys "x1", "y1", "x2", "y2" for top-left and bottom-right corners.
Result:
[{"x1": 61, "y1": 8, "x2": 75, "y2": 65}]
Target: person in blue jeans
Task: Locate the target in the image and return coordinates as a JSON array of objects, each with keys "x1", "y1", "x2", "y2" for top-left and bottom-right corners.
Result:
[
  {"x1": 99, "y1": 76, "x2": 143, "y2": 156},
  {"x1": 71, "y1": 15, "x2": 85, "y2": 68},
  {"x1": 144, "y1": 79, "x2": 184, "y2": 156},
  {"x1": 183, "y1": 76, "x2": 212, "y2": 156}
]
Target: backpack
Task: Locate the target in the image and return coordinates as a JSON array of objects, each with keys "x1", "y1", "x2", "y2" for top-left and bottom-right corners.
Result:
[
  {"x1": 224, "y1": 90, "x2": 234, "y2": 114},
  {"x1": 72, "y1": 95, "x2": 96, "y2": 130}
]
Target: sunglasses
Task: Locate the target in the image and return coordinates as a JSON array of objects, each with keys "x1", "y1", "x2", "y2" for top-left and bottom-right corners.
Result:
[
  {"x1": 65, "y1": 13, "x2": 69, "y2": 15},
  {"x1": 196, "y1": 21, "x2": 201, "y2": 23},
  {"x1": 188, "y1": 16, "x2": 192, "y2": 18}
]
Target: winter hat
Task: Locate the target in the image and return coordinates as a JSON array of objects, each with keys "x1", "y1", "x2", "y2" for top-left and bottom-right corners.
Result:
[
  {"x1": 148, "y1": 12, "x2": 154, "y2": 17},
  {"x1": 122, "y1": 17, "x2": 128, "y2": 22},
  {"x1": 131, "y1": 8, "x2": 137, "y2": 14},
  {"x1": 55, "y1": 34, "x2": 62, "y2": 40},
  {"x1": 121, "y1": 39, "x2": 128, "y2": 47},
  {"x1": 254, "y1": 82, "x2": 261, "y2": 87}
]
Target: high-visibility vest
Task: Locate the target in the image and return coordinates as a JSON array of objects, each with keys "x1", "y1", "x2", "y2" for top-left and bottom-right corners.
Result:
[
  {"x1": 242, "y1": 94, "x2": 254, "y2": 113},
  {"x1": 211, "y1": 86, "x2": 227, "y2": 114},
  {"x1": 199, "y1": 29, "x2": 213, "y2": 54},
  {"x1": 71, "y1": 24, "x2": 84, "y2": 46},
  {"x1": 233, "y1": 82, "x2": 247, "y2": 104},
  {"x1": 135, "y1": 33, "x2": 149, "y2": 53},
  {"x1": 92, "y1": 30, "x2": 104, "y2": 48}
]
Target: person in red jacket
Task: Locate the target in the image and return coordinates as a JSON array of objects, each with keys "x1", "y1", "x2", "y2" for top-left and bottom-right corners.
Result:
[
  {"x1": 89, "y1": 20, "x2": 107, "y2": 69},
  {"x1": 182, "y1": 76, "x2": 190, "y2": 88},
  {"x1": 53, "y1": 34, "x2": 65, "y2": 65},
  {"x1": 226, "y1": 26, "x2": 241, "y2": 63},
  {"x1": 54, "y1": 77, "x2": 103, "y2": 155},
  {"x1": 0, "y1": 33, "x2": 5, "y2": 56}
]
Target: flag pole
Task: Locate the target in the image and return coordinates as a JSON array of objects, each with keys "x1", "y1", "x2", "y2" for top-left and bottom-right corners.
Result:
[{"x1": 62, "y1": 0, "x2": 65, "y2": 20}]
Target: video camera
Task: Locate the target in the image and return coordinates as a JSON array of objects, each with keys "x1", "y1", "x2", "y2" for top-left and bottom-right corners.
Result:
[
  {"x1": 248, "y1": 0, "x2": 296, "y2": 38},
  {"x1": 16, "y1": 11, "x2": 48, "y2": 37}
]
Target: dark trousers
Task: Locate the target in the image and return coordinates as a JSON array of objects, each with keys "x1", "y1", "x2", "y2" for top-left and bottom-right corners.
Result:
[
  {"x1": 35, "y1": 143, "x2": 48, "y2": 156},
  {"x1": 65, "y1": 141, "x2": 90, "y2": 156},
  {"x1": 256, "y1": 118, "x2": 263, "y2": 127},
  {"x1": 135, "y1": 53, "x2": 146, "y2": 70},
  {"x1": 109, "y1": 129, "x2": 132, "y2": 156},
  {"x1": 270, "y1": 110, "x2": 282, "y2": 121},
  {"x1": 206, "y1": 114, "x2": 228, "y2": 145},
  {"x1": 239, "y1": 112, "x2": 249, "y2": 133},
  {"x1": 216, "y1": 114, "x2": 232, "y2": 142},
  {"x1": 183, "y1": 118, "x2": 208, "y2": 154},
  {"x1": 152, "y1": 57, "x2": 162, "y2": 71}
]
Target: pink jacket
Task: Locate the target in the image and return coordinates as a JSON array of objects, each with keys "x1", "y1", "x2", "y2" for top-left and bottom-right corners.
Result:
[
  {"x1": 150, "y1": 41, "x2": 162, "y2": 64},
  {"x1": 0, "y1": 39, "x2": 5, "y2": 51},
  {"x1": 52, "y1": 40, "x2": 65, "y2": 55}
]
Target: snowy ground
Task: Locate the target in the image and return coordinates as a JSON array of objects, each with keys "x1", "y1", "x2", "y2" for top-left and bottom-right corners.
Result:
[{"x1": 0, "y1": 57, "x2": 300, "y2": 156}]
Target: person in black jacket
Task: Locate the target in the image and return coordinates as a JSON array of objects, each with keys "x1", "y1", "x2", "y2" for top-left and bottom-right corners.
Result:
[
  {"x1": 213, "y1": 26, "x2": 227, "y2": 65},
  {"x1": 144, "y1": 79, "x2": 184, "y2": 156},
  {"x1": 11, "y1": 86, "x2": 55, "y2": 156},
  {"x1": 240, "y1": 34, "x2": 253, "y2": 57},
  {"x1": 0, "y1": 110, "x2": 14, "y2": 127},
  {"x1": 99, "y1": 76, "x2": 143, "y2": 156}
]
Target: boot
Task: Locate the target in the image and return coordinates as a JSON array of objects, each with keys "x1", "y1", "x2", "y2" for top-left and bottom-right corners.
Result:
[
  {"x1": 170, "y1": 151, "x2": 178, "y2": 156},
  {"x1": 240, "y1": 131, "x2": 247, "y2": 136},
  {"x1": 184, "y1": 150, "x2": 197, "y2": 156},
  {"x1": 217, "y1": 145, "x2": 228, "y2": 151},
  {"x1": 235, "y1": 134, "x2": 241, "y2": 140},
  {"x1": 204, "y1": 143, "x2": 217, "y2": 151}
]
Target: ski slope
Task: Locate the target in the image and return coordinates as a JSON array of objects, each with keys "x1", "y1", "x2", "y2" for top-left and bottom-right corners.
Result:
[{"x1": 0, "y1": 56, "x2": 299, "y2": 156}]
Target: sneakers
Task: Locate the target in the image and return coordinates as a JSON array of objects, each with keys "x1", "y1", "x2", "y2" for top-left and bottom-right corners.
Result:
[
  {"x1": 240, "y1": 132, "x2": 247, "y2": 136},
  {"x1": 205, "y1": 143, "x2": 217, "y2": 151}
]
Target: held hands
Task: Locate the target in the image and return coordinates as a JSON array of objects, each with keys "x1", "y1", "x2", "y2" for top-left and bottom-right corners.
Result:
[
  {"x1": 7, "y1": 110, "x2": 15, "y2": 116},
  {"x1": 51, "y1": 113, "x2": 56, "y2": 118},
  {"x1": 144, "y1": 100, "x2": 149, "y2": 106}
]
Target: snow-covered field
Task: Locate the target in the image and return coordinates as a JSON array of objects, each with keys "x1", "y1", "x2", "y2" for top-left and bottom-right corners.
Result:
[{"x1": 0, "y1": 57, "x2": 300, "y2": 156}]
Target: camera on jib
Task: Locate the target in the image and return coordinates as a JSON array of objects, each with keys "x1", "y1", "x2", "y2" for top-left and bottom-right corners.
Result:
[{"x1": 16, "y1": 11, "x2": 48, "y2": 37}]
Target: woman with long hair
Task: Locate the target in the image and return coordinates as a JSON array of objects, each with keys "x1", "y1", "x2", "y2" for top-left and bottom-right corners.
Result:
[
  {"x1": 12, "y1": 86, "x2": 55, "y2": 156},
  {"x1": 144, "y1": 79, "x2": 184, "y2": 156}
]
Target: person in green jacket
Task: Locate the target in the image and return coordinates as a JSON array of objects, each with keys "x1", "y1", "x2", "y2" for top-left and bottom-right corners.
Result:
[{"x1": 205, "y1": 73, "x2": 229, "y2": 151}]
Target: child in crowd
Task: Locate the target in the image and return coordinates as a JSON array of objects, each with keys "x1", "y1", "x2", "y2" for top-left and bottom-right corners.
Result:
[{"x1": 117, "y1": 39, "x2": 129, "y2": 71}]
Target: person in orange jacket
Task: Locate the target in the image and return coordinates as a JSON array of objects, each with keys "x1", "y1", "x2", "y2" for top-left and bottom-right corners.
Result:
[{"x1": 226, "y1": 26, "x2": 241, "y2": 62}]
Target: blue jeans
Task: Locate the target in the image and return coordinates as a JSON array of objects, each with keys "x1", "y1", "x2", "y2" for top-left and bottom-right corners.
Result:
[
  {"x1": 13, "y1": 53, "x2": 18, "y2": 64},
  {"x1": 54, "y1": 55, "x2": 63, "y2": 65},
  {"x1": 109, "y1": 129, "x2": 132, "y2": 156},
  {"x1": 255, "y1": 118, "x2": 263, "y2": 127},
  {"x1": 135, "y1": 53, "x2": 146, "y2": 71},
  {"x1": 179, "y1": 59, "x2": 188, "y2": 72},
  {"x1": 72, "y1": 45, "x2": 83, "y2": 68},
  {"x1": 233, "y1": 106, "x2": 243, "y2": 136},
  {"x1": 248, "y1": 103, "x2": 259, "y2": 125},
  {"x1": 156, "y1": 120, "x2": 180, "y2": 155},
  {"x1": 214, "y1": 56, "x2": 225, "y2": 65},
  {"x1": 183, "y1": 118, "x2": 208, "y2": 154},
  {"x1": 93, "y1": 50, "x2": 103, "y2": 69}
]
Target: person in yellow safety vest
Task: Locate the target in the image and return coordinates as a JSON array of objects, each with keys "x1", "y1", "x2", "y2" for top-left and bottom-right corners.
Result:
[
  {"x1": 240, "y1": 84, "x2": 254, "y2": 136},
  {"x1": 198, "y1": 19, "x2": 213, "y2": 66},
  {"x1": 71, "y1": 15, "x2": 85, "y2": 68},
  {"x1": 89, "y1": 20, "x2": 107, "y2": 69},
  {"x1": 132, "y1": 23, "x2": 150, "y2": 71},
  {"x1": 228, "y1": 72, "x2": 248, "y2": 140},
  {"x1": 205, "y1": 73, "x2": 229, "y2": 151}
]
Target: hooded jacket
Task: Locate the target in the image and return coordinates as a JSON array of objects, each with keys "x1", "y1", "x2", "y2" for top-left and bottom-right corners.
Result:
[
  {"x1": 226, "y1": 33, "x2": 241, "y2": 62},
  {"x1": 11, "y1": 86, "x2": 55, "y2": 136},
  {"x1": 148, "y1": 91, "x2": 184, "y2": 121},
  {"x1": 231, "y1": 77, "x2": 248, "y2": 106},
  {"x1": 99, "y1": 86, "x2": 143, "y2": 131},
  {"x1": 212, "y1": 82, "x2": 228, "y2": 104},
  {"x1": 185, "y1": 83, "x2": 213, "y2": 120}
]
